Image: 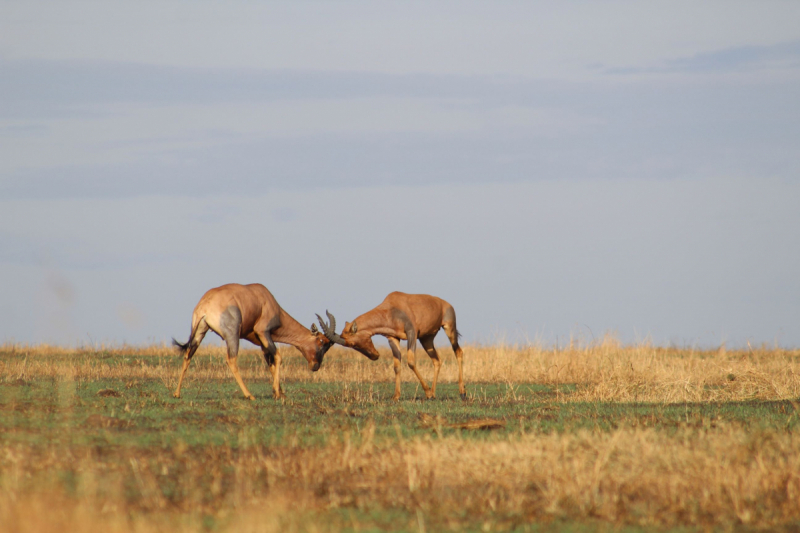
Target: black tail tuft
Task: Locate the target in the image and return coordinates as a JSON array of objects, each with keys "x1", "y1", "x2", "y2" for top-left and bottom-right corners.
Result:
[
  {"x1": 456, "y1": 329, "x2": 462, "y2": 340},
  {"x1": 172, "y1": 337, "x2": 190, "y2": 355}
]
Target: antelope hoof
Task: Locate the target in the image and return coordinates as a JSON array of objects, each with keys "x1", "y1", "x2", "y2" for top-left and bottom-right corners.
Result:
[
  {"x1": 392, "y1": 395, "x2": 401, "y2": 401},
  {"x1": 460, "y1": 392, "x2": 467, "y2": 401},
  {"x1": 173, "y1": 392, "x2": 181, "y2": 399},
  {"x1": 245, "y1": 394, "x2": 256, "y2": 401}
]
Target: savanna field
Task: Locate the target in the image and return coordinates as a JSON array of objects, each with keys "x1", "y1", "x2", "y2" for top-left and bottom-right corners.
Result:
[{"x1": 1, "y1": 340, "x2": 800, "y2": 532}]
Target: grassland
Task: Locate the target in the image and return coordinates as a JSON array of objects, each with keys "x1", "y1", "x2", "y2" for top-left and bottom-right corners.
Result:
[{"x1": 1, "y1": 339, "x2": 800, "y2": 532}]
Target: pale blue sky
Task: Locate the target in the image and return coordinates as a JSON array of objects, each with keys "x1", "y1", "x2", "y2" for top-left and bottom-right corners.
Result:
[{"x1": 1, "y1": 1, "x2": 798, "y2": 347}]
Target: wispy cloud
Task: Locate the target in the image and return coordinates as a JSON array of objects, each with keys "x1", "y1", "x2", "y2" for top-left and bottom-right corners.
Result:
[
  {"x1": 607, "y1": 40, "x2": 800, "y2": 75},
  {"x1": 2, "y1": 44, "x2": 799, "y2": 201}
]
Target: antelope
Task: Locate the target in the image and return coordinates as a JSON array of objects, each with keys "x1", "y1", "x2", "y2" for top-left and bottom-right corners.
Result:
[
  {"x1": 318, "y1": 292, "x2": 466, "y2": 401},
  {"x1": 172, "y1": 283, "x2": 338, "y2": 400}
]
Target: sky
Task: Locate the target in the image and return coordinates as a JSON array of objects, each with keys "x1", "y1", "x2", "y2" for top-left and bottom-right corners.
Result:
[{"x1": 1, "y1": 1, "x2": 799, "y2": 348}]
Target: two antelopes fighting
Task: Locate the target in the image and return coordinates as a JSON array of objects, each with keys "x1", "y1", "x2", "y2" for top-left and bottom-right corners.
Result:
[{"x1": 172, "y1": 284, "x2": 466, "y2": 401}]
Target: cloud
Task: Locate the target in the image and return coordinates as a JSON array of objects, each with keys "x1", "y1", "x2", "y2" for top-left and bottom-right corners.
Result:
[
  {"x1": 1, "y1": 50, "x2": 799, "y2": 202},
  {"x1": 668, "y1": 40, "x2": 800, "y2": 72},
  {"x1": 607, "y1": 40, "x2": 800, "y2": 75}
]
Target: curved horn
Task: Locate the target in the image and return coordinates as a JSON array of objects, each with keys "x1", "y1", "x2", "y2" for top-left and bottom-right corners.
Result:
[
  {"x1": 316, "y1": 310, "x2": 347, "y2": 346},
  {"x1": 326, "y1": 310, "x2": 336, "y2": 334}
]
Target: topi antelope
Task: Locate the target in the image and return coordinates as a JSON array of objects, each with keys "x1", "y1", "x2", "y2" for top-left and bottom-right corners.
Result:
[
  {"x1": 172, "y1": 283, "x2": 338, "y2": 400},
  {"x1": 318, "y1": 292, "x2": 466, "y2": 401}
]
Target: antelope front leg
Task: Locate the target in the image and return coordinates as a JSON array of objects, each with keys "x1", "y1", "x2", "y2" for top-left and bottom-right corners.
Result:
[
  {"x1": 264, "y1": 357, "x2": 285, "y2": 400},
  {"x1": 270, "y1": 352, "x2": 285, "y2": 400},
  {"x1": 387, "y1": 337, "x2": 403, "y2": 401},
  {"x1": 257, "y1": 331, "x2": 284, "y2": 400}
]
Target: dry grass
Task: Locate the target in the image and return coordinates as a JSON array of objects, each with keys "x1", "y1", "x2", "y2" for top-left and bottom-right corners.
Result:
[
  {"x1": 3, "y1": 338, "x2": 798, "y2": 403},
  {"x1": 2, "y1": 339, "x2": 800, "y2": 531}
]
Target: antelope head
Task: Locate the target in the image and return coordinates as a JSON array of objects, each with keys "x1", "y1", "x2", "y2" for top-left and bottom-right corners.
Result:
[
  {"x1": 307, "y1": 310, "x2": 340, "y2": 371},
  {"x1": 341, "y1": 319, "x2": 381, "y2": 361},
  {"x1": 311, "y1": 310, "x2": 345, "y2": 363},
  {"x1": 316, "y1": 311, "x2": 380, "y2": 361}
]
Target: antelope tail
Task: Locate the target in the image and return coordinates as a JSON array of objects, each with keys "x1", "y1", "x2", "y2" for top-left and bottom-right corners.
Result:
[
  {"x1": 172, "y1": 316, "x2": 204, "y2": 355},
  {"x1": 172, "y1": 336, "x2": 190, "y2": 354}
]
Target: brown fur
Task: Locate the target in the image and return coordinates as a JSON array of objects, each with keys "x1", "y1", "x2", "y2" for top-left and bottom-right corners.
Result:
[
  {"x1": 338, "y1": 292, "x2": 466, "y2": 400},
  {"x1": 172, "y1": 283, "x2": 332, "y2": 400}
]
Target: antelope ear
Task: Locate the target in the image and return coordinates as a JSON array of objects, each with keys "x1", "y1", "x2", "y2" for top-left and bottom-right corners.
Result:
[
  {"x1": 310, "y1": 323, "x2": 318, "y2": 334},
  {"x1": 351, "y1": 321, "x2": 358, "y2": 333}
]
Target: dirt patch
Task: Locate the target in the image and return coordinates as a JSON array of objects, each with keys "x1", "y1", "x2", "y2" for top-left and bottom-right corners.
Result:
[
  {"x1": 418, "y1": 413, "x2": 505, "y2": 430},
  {"x1": 172, "y1": 413, "x2": 204, "y2": 424},
  {"x1": 84, "y1": 414, "x2": 131, "y2": 429}
]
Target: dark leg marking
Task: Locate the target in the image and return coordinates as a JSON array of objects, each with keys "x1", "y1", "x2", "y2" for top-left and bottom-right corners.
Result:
[
  {"x1": 260, "y1": 314, "x2": 280, "y2": 357},
  {"x1": 219, "y1": 306, "x2": 243, "y2": 339}
]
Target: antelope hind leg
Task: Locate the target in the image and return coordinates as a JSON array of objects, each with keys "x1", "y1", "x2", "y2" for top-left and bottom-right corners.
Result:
[
  {"x1": 443, "y1": 316, "x2": 466, "y2": 401},
  {"x1": 173, "y1": 320, "x2": 208, "y2": 398},
  {"x1": 420, "y1": 335, "x2": 442, "y2": 399},
  {"x1": 405, "y1": 342, "x2": 433, "y2": 399},
  {"x1": 220, "y1": 306, "x2": 255, "y2": 400}
]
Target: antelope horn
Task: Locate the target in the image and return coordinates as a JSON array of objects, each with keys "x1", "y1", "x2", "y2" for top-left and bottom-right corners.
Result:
[
  {"x1": 316, "y1": 310, "x2": 347, "y2": 346},
  {"x1": 325, "y1": 310, "x2": 336, "y2": 334}
]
